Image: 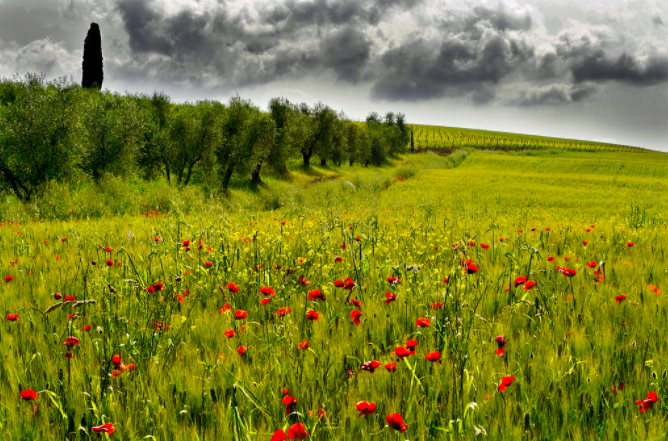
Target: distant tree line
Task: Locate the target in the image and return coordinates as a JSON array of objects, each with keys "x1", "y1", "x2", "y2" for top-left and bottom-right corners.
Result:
[{"x1": 0, "y1": 74, "x2": 410, "y2": 201}]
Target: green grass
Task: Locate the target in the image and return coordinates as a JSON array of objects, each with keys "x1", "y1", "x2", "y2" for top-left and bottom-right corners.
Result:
[
  {"x1": 3, "y1": 149, "x2": 668, "y2": 440},
  {"x1": 409, "y1": 123, "x2": 644, "y2": 152}
]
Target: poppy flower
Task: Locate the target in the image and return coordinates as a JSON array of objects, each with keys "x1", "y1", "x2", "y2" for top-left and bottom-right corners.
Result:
[
  {"x1": 63, "y1": 336, "x2": 80, "y2": 347},
  {"x1": 7, "y1": 313, "x2": 18, "y2": 321},
  {"x1": 355, "y1": 401, "x2": 376, "y2": 417},
  {"x1": 64, "y1": 295, "x2": 77, "y2": 302},
  {"x1": 481, "y1": 243, "x2": 490, "y2": 250},
  {"x1": 495, "y1": 335, "x2": 506, "y2": 356},
  {"x1": 105, "y1": 247, "x2": 112, "y2": 253},
  {"x1": 547, "y1": 256, "x2": 555, "y2": 262},
  {"x1": 385, "y1": 361, "x2": 397, "y2": 372},
  {"x1": 154, "y1": 236, "x2": 161, "y2": 242},
  {"x1": 259, "y1": 287, "x2": 275, "y2": 296},
  {"x1": 394, "y1": 346, "x2": 412, "y2": 359},
  {"x1": 627, "y1": 242, "x2": 634, "y2": 247},
  {"x1": 308, "y1": 289, "x2": 326, "y2": 301},
  {"x1": 234, "y1": 310, "x2": 248, "y2": 320},
  {"x1": 564, "y1": 257, "x2": 571, "y2": 262},
  {"x1": 182, "y1": 240, "x2": 190, "y2": 247},
  {"x1": 360, "y1": 360, "x2": 382, "y2": 373},
  {"x1": 387, "y1": 276, "x2": 400, "y2": 285},
  {"x1": 276, "y1": 307, "x2": 292, "y2": 317},
  {"x1": 431, "y1": 302, "x2": 443, "y2": 310},
  {"x1": 349, "y1": 298, "x2": 363, "y2": 308},
  {"x1": 635, "y1": 392, "x2": 658, "y2": 412},
  {"x1": 342, "y1": 277, "x2": 357, "y2": 290},
  {"x1": 466, "y1": 264, "x2": 478, "y2": 274},
  {"x1": 649, "y1": 285, "x2": 660, "y2": 295},
  {"x1": 416, "y1": 317, "x2": 430, "y2": 328},
  {"x1": 152, "y1": 321, "x2": 169, "y2": 331},
  {"x1": 406, "y1": 338, "x2": 418, "y2": 353},
  {"x1": 587, "y1": 261, "x2": 597, "y2": 268},
  {"x1": 334, "y1": 256, "x2": 343, "y2": 264},
  {"x1": 297, "y1": 340, "x2": 309, "y2": 351},
  {"x1": 67, "y1": 313, "x2": 77, "y2": 320},
  {"x1": 468, "y1": 240, "x2": 476, "y2": 247},
  {"x1": 82, "y1": 324, "x2": 92, "y2": 332},
  {"x1": 20, "y1": 389, "x2": 37, "y2": 401},
  {"x1": 204, "y1": 261, "x2": 213, "y2": 268},
  {"x1": 4, "y1": 275, "x2": 13, "y2": 283},
  {"x1": 237, "y1": 346, "x2": 247, "y2": 356},
  {"x1": 228, "y1": 283, "x2": 240, "y2": 293},
  {"x1": 91, "y1": 422, "x2": 116, "y2": 434},
  {"x1": 425, "y1": 351, "x2": 441, "y2": 362},
  {"x1": 224, "y1": 329, "x2": 236, "y2": 338},
  {"x1": 219, "y1": 304, "x2": 231, "y2": 314},
  {"x1": 351, "y1": 310, "x2": 362, "y2": 325},
  {"x1": 514, "y1": 276, "x2": 527, "y2": 288},
  {"x1": 54, "y1": 293, "x2": 62, "y2": 300},
  {"x1": 298, "y1": 277, "x2": 310, "y2": 286},
  {"x1": 334, "y1": 280, "x2": 345, "y2": 288},
  {"x1": 260, "y1": 298, "x2": 272, "y2": 305},
  {"x1": 282, "y1": 395, "x2": 298, "y2": 414},
  {"x1": 582, "y1": 240, "x2": 588, "y2": 246},
  {"x1": 306, "y1": 310, "x2": 319, "y2": 321},
  {"x1": 271, "y1": 429, "x2": 287, "y2": 441},
  {"x1": 615, "y1": 294, "x2": 627, "y2": 303},
  {"x1": 545, "y1": 227, "x2": 551, "y2": 231},
  {"x1": 287, "y1": 423, "x2": 309, "y2": 439},
  {"x1": 385, "y1": 292, "x2": 397, "y2": 304},
  {"x1": 442, "y1": 277, "x2": 449, "y2": 284},
  {"x1": 340, "y1": 243, "x2": 346, "y2": 249},
  {"x1": 106, "y1": 260, "x2": 113, "y2": 267},
  {"x1": 498, "y1": 376, "x2": 515, "y2": 392},
  {"x1": 524, "y1": 280, "x2": 536, "y2": 290},
  {"x1": 386, "y1": 413, "x2": 407, "y2": 433}
]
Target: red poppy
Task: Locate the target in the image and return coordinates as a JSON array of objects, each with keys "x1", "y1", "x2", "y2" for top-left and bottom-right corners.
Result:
[
  {"x1": 298, "y1": 277, "x2": 310, "y2": 286},
  {"x1": 547, "y1": 256, "x2": 555, "y2": 262},
  {"x1": 587, "y1": 261, "x2": 597, "y2": 268},
  {"x1": 627, "y1": 242, "x2": 634, "y2": 247},
  {"x1": 334, "y1": 280, "x2": 345, "y2": 288},
  {"x1": 224, "y1": 329, "x2": 236, "y2": 338},
  {"x1": 54, "y1": 293, "x2": 62, "y2": 300},
  {"x1": 219, "y1": 304, "x2": 231, "y2": 314},
  {"x1": 308, "y1": 289, "x2": 326, "y2": 301},
  {"x1": 349, "y1": 298, "x2": 363, "y2": 308},
  {"x1": 387, "y1": 276, "x2": 400, "y2": 284},
  {"x1": 385, "y1": 292, "x2": 397, "y2": 304},
  {"x1": 442, "y1": 277, "x2": 449, "y2": 284},
  {"x1": 152, "y1": 321, "x2": 169, "y2": 331},
  {"x1": 514, "y1": 276, "x2": 527, "y2": 288},
  {"x1": 524, "y1": 280, "x2": 536, "y2": 290},
  {"x1": 351, "y1": 310, "x2": 362, "y2": 325},
  {"x1": 276, "y1": 307, "x2": 292, "y2": 317},
  {"x1": 7, "y1": 313, "x2": 18, "y2": 321},
  {"x1": 498, "y1": 376, "x2": 515, "y2": 392},
  {"x1": 582, "y1": 240, "x2": 588, "y2": 246},
  {"x1": 560, "y1": 268, "x2": 577, "y2": 277},
  {"x1": 260, "y1": 298, "x2": 272, "y2": 305},
  {"x1": 63, "y1": 336, "x2": 80, "y2": 347},
  {"x1": 154, "y1": 236, "x2": 161, "y2": 242},
  {"x1": 234, "y1": 310, "x2": 248, "y2": 320},
  {"x1": 480, "y1": 243, "x2": 490, "y2": 249},
  {"x1": 105, "y1": 247, "x2": 112, "y2": 253},
  {"x1": 495, "y1": 335, "x2": 506, "y2": 356},
  {"x1": 67, "y1": 313, "x2": 78, "y2": 320},
  {"x1": 545, "y1": 227, "x2": 551, "y2": 231},
  {"x1": 649, "y1": 285, "x2": 660, "y2": 295},
  {"x1": 204, "y1": 261, "x2": 213, "y2": 268},
  {"x1": 4, "y1": 275, "x2": 13, "y2": 283},
  {"x1": 416, "y1": 317, "x2": 430, "y2": 328},
  {"x1": 406, "y1": 339, "x2": 418, "y2": 354},
  {"x1": 82, "y1": 324, "x2": 92, "y2": 332},
  {"x1": 259, "y1": 287, "x2": 275, "y2": 296},
  {"x1": 386, "y1": 413, "x2": 407, "y2": 433},
  {"x1": 228, "y1": 282, "x2": 240, "y2": 293},
  {"x1": 287, "y1": 423, "x2": 309, "y2": 439},
  {"x1": 615, "y1": 294, "x2": 627, "y2": 303},
  {"x1": 61, "y1": 238, "x2": 68, "y2": 242},
  {"x1": 394, "y1": 346, "x2": 412, "y2": 359},
  {"x1": 431, "y1": 302, "x2": 443, "y2": 310},
  {"x1": 306, "y1": 310, "x2": 319, "y2": 321},
  {"x1": 360, "y1": 360, "x2": 382, "y2": 373},
  {"x1": 635, "y1": 392, "x2": 658, "y2": 412},
  {"x1": 271, "y1": 429, "x2": 287, "y2": 441},
  {"x1": 106, "y1": 260, "x2": 114, "y2": 267},
  {"x1": 182, "y1": 240, "x2": 191, "y2": 247},
  {"x1": 237, "y1": 346, "x2": 247, "y2": 356},
  {"x1": 342, "y1": 277, "x2": 357, "y2": 290},
  {"x1": 334, "y1": 256, "x2": 343, "y2": 264},
  {"x1": 340, "y1": 243, "x2": 346, "y2": 249},
  {"x1": 468, "y1": 240, "x2": 476, "y2": 247},
  {"x1": 282, "y1": 395, "x2": 298, "y2": 414},
  {"x1": 466, "y1": 264, "x2": 478, "y2": 274},
  {"x1": 385, "y1": 361, "x2": 397, "y2": 372},
  {"x1": 297, "y1": 340, "x2": 309, "y2": 351},
  {"x1": 91, "y1": 423, "x2": 116, "y2": 434},
  {"x1": 425, "y1": 351, "x2": 441, "y2": 362},
  {"x1": 20, "y1": 389, "x2": 37, "y2": 400},
  {"x1": 355, "y1": 401, "x2": 376, "y2": 417}
]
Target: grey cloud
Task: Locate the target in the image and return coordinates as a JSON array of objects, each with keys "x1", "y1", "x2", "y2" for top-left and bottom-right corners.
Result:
[
  {"x1": 509, "y1": 83, "x2": 598, "y2": 107},
  {"x1": 320, "y1": 27, "x2": 371, "y2": 82},
  {"x1": 572, "y1": 50, "x2": 668, "y2": 86},
  {"x1": 652, "y1": 16, "x2": 664, "y2": 27}
]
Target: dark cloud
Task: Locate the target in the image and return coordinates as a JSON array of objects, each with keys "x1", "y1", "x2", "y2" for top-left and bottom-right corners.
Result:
[
  {"x1": 320, "y1": 27, "x2": 371, "y2": 82},
  {"x1": 572, "y1": 50, "x2": 668, "y2": 86},
  {"x1": 511, "y1": 83, "x2": 598, "y2": 106}
]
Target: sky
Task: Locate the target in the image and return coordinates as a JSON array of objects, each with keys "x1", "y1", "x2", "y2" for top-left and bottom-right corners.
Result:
[{"x1": 0, "y1": 0, "x2": 667, "y2": 150}]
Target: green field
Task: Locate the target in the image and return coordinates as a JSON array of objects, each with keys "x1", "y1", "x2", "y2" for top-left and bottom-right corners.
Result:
[
  {"x1": 409, "y1": 124, "x2": 644, "y2": 152},
  {"x1": 3, "y1": 148, "x2": 668, "y2": 440}
]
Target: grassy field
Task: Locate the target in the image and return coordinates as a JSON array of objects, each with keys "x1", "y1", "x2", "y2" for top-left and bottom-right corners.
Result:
[
  {"x1": 3, "y1": 148, "x2": 668, "y2": 440},
  {"x1": 409, "y1": 124, "x2": 644, "y2": 152}
]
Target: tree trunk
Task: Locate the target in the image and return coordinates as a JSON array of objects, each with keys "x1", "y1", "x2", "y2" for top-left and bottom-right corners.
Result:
[
  {"x1": 164, "y1": 160, "x2": 171, "y2": 184},
  {"x1": 303, "y1": 152, "x2": 311, "y2": 167},
  {"x1": 251, "y1": 160, "x2": 263, "y2": 185},
  {"x1": 410, "y1": 128, "x2": 414, "y2": 153},
  {"x1": 349, "y1": 159, "x2": 354, "y2": 166},
  {"x1": 320, "y1": 158, "x2": 327, "y2": 167},
  {"x1": 222, "y1": 163, "x2": 235, "y2": 190}
]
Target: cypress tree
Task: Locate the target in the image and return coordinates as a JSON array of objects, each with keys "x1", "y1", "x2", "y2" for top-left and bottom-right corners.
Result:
[{"x1": 82, "y1": 23, "x2": 103, "y2": 89}]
